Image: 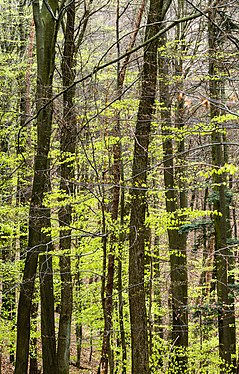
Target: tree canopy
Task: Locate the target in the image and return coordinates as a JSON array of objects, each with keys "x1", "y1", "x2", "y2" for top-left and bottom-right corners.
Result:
[{"x1": 1, "y1": 0, "x2": 239, "y2": 373}]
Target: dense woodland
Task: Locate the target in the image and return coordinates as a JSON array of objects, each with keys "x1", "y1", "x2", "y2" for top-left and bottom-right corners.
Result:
[{"x1": 1, "y1": 0, "x2": 239, "y2": 373}]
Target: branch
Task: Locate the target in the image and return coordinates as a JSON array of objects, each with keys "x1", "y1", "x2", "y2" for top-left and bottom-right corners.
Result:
[
  {"x1": 119, "y1": 0, "x2": 146, "y2": 86},
  {"x1": 18, "y1": 9, "x2": 205, "y2": 144},
  {"x1": 43, "y1": 0, "x2": 58, "y2": 20},
  {"x1": 185, "y1": 0, "x2": 239, "y2": 50}
]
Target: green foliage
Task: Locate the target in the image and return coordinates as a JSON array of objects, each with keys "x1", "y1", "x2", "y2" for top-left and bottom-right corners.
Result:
[
  {"x1": 179, "y1": 219, "x2": 213, "y2": 234},
  {"x1": 0, "y1": 0, "x2": 239, "y2": 371},
  {"x1": 199, "y1": 163, "x2": 237, "y2": 178},
  {"x1": 208, "y1": 188, "x2": 233, "y2": 205}
]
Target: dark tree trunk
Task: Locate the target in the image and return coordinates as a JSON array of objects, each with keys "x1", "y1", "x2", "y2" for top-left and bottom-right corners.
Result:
[
  {"x1": 128, "y1": 1, "x2": 171, "y2": 373},
  {"x1": 159, "y1": 32, "x2": 188, "y2": 373},
  {"x1": 100, "y1": 2, "x2": 146, "y2": 373},
  {"x1": 208, "y1": 1, "x2": 236, "y2": 371},
  {"x1": 15, "y1": 1, "x2": 59, "y2": 373},
  {"x1": 57, "y1": 2, "x2": 76, "y2": 373},
  {"x1": 18, "y1": 14, "x2": 38, "y2": 374}
]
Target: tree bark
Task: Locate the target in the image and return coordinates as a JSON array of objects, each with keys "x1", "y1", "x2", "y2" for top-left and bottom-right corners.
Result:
[
  {"x1": 15, "y1": 1, "x2": 60, "y2": 373},
  {"x1": 99, "y1": 2, "x2": 146, "y2": 373},
  {"x1": 57, "y1": 1, "x2": 76, "y2": 373},
  {"x1": 159, "y1": 32, "x2": 188, "y2": 373},
  {"x1": 208, "y1": 1, "x2": 237, "y2": 371},
  {"x1": 129, "y1": 1, "x2": 171, "y2": 373}
]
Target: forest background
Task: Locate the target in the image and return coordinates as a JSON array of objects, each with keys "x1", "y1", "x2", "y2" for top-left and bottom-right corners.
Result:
[{"x1": 0, "y1": 0, "x2": 239, "y2": 373}]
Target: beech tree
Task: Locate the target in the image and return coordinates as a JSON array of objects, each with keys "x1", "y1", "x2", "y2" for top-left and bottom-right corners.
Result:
[
  {"x1": 128, "y1": 1, "x2": 172, "y2": 373},
  {"x1": 158, "y1": 1, "x2": 189, "y2": 371},
  {"x1": 208, "y1": 0, "x2": 237, "y2": 371},
  {"x1": 15, "y1": 0, "x2": 63, "y2": 372},
  {"x1": 99, "y1": 2, "x2": 146, "y2": 373},
  {"x1": 57, "y1": 2, "x2": 76, "y2": 373}
]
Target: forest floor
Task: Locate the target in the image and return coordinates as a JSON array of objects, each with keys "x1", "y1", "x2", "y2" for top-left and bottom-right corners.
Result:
[
  {"x1": 70, "y1": 344, "x2": 99, "y2": 374},
  {"x1": 1, "y1": 346, "x2": 99, "y2": 373},
  {"x1": 0, "y1": 355, "x2": 14, "y2": 374}
]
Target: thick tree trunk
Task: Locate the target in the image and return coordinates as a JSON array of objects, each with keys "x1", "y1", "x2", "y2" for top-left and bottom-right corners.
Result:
[
  {"x1": 57, "y1": 2, "x2": 76, "y2": 373},
  {"x1": 100, "y1": 2, "x2": 146, "y2": 373},
  {"x1": 208, "y1": 1, "x2": 236, "y2": 371},
  {"x1": 159, "y1": 32, "x2": 188, "y2": 372},
  {"x1": 128, "y1": 1, "x2": 171, "y2": 373},
  {"x1": 15, "y1": 1, "x2": 59, "y2": 373}
]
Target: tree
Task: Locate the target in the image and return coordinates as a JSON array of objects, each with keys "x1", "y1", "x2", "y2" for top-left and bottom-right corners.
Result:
[
  {"x1": 15, "y1": 0, "x2": 64, "y2": 372},
  {"x1": 128, "y1": 1, "x2": 172, "y2": 373},
  {"x1": 208, "y1": 0, "x2": 237, "y2": 371},
  {"x1": 57, "y1": 1, "x2": 76, "y2": 373},
  {"x1": 99, "y1": 2, "x2": 146, "y2": 373},
  {"x1": 159, "y1": 34, "x2": 188, "y2": 373}
]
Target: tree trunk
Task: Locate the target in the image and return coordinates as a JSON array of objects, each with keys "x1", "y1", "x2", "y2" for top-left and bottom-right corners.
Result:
[
  {"x1": 15, "y1": 1, "x2": 59, "y2": 373},
  {"x1": 159, "y1": 32, "x2": 188, "y2": 373},
  {"x1": 208, "y1": 1, "x2": 236, "y2": 371},
  {"x1": 100, "y1": 2, "x2": 146, "y2": 373},
  {"x1": 18, "y1": 12, "x2": 37, "y2": 373},
  {"x1": 57, "y1": 2, "x2": 76, "y2": 373},
  {"x1": 128, "y1": 1, "x2": 171, "y2": 373}
]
